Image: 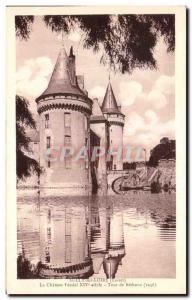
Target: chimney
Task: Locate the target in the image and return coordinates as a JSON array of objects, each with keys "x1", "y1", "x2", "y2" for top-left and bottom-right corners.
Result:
[{"x1": 68, "y1": 46, "x2": 76, "y2": 85}]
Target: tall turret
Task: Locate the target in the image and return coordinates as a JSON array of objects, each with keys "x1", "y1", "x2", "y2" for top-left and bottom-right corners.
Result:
[
  {"x1": 101, "y1": 81, "x2": 124, "y2": 171},
  {"x1": 36, "y1": 46, "x2": 92, "y2": 195}
]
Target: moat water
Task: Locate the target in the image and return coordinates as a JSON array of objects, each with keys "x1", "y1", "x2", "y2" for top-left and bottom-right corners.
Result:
[{"x1": 17, "y1": 191, "x2": 176, "y2": 279}]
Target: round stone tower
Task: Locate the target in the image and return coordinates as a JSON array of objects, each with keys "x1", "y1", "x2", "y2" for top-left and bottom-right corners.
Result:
[
  {"x1": 101, "y1": 81, "x2": 125, "y2": 171},
  {"x1": 36, "y1": 46, "x2": 92, "y2": 195}
]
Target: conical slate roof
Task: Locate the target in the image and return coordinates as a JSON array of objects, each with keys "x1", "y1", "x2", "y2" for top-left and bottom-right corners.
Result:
[
  {"x1": 101, "y1": 82, "x2": 121, "y2": 114},
  {"x1": 36, "y1": 47, "x2": 85, "y2": 101}
]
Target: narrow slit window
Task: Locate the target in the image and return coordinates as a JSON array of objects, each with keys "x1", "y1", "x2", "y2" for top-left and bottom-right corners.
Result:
[
  {"x1": 64, "y1": 112, "x2": 71, "y2": 128},
  {"x1": 84, "y1": 117, "x2": 88, "y2": 131},
  {"x1": 45, "y1": 114, "x2": 49, "y2": 128},
  {"x1": 65, "y1": 211, "x2": 71, "y2": 263},
  {"x1": 47, "y1": 136, "x2": 51, "y2": 149}
]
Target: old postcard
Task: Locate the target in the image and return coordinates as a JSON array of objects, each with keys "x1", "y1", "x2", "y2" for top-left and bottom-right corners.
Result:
[{"x1": 6, "y1": 6, "x2": 186, "y2": 295}]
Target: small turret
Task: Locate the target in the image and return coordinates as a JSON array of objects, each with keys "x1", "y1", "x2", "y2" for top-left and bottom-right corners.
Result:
[
  {"x1": 101, "y1": 80, "x2": 125, "y2": 171},
  {"x1": 101, "y1": 82, "x2": 121, "y2": 114}
]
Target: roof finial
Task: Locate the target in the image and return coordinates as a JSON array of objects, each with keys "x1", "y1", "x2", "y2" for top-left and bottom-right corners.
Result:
[{"x1": 109, "y1": 72, "x2": 111, "y2": 82}]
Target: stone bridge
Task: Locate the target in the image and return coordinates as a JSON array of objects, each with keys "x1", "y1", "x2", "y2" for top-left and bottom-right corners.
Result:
[{"x1": 107, "y1": 168, "x2": 159, "y2": 195}]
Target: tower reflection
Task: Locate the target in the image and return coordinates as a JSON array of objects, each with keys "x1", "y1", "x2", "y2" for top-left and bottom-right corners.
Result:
[
  {"x1": 103, "y1": 210, "x2": 125, "y2": 279},
  {"x1": 39, "y1": 201, "x2": 93, "y2": 279},
  {"x1": 90, "y1": 198, "x2": 125, "y2": 278},
  {"x1": 17, "y1": 195, "x2": 125, "y2": 279}
]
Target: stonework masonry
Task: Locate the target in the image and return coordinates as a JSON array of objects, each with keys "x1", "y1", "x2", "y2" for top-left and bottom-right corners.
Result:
[{"x1": 17, "y1": 46, "x2": 125, "y2": 195}]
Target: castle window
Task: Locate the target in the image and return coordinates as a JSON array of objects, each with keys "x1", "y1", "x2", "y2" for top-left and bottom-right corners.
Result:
[
  {"x1": 64, "y1": 148, "x2": 72, "y2": 169},
  {"x1": 64, "y1": 112, "x2": 71, "y2": 128},
  {"x1": 46, "y1": 136, "x2": 51, "y2": 149},
  {"x1": 65, "y1": 211, "x2": 71, "y2": 263},
  {"x1": 48, "y1": 160, "x2": 51, "y2": 168},
  {"x1": 65, "y1": 135, "x2": 71, "y2": 145},
  {"x1": 65, "y1": 235, "x2": 71, "y2": 263},
  {"x1": 85, "y1": 138, "x2": 89, "y2": 169},
  {"x1": 45, "y1": 252, "x2": 50, "y2": 263},
  {"x1": 84, "y1": 117, "x2": 88, "y2": 131},
  {"x1": 45, "y1": 114, "x2": 49, "y2": 128},
  {"x1": 114, "y1": 164, "x2": 116, "y2": 170},
  {"x1": 64, "y1": 113, "x2": 71, "y2": 135},
  {"x1": 64, "y1": 114, "x2": 71, "y2": 167},
  {"x1": 65, "y1": 156, "x2": 72, "y2": 169}
]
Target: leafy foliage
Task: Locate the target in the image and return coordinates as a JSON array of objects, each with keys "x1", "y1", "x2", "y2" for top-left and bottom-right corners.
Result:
[
  {"x1": 15, "y1": 16, "x2": 34, "y2": 40},
  {"x1": 123, "y1": 161, "x2": 136, "y2": 170},
  {"x1": 16, "y1": 95, "x2": 41, "y2": 180},
  {"x1": 15, "y1": 14, "x2": 175, "y2": 74},
  {"x1": 148, "y1": 139, "x2": 175, "y2": 167}
]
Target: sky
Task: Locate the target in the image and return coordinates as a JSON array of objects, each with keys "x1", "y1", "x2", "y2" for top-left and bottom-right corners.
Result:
[{"x1": 16, "y1": 16, "x2": 175, "y2": 158}]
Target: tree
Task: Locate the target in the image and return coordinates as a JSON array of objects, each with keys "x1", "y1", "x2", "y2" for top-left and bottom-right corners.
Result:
[
  {"x1": 16, "y1": 95, "x2": 41, "y2": 180},
  {"x1": 15, "y1": 16, "x2": 34, "y2": 40},
  {"x1": 123, "y1": 161, "x2": 136, "y2": 170},
  {"x1": 15, "y1": 14, "x2": 175, "y2": 74},
  {"x1": 148, "y1": 139, "x2": 175, "y2": 167}
]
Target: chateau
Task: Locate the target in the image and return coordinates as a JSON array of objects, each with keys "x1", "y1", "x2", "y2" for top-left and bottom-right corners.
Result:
[{"x1": 19, "y1": 45, "x2": 125, "y2": 195}]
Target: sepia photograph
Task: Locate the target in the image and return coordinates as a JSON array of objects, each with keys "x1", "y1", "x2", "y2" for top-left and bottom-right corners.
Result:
[{"x1": 6, "y1": 6, "x2": 186, "y2": 295}]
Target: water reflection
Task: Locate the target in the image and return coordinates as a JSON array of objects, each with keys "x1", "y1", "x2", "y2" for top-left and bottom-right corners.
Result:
[{"x1": 17, "y1": 192, "x2": 176, "y2": 279}]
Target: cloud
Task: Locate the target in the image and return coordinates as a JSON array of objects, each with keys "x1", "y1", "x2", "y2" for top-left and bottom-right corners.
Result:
[
  {"x1": 124, "y1": 112, "x2": 145, "y2": 136},
  {"x1": 144, "y1": 109, "x2": 159, "y2": 124},
  {"x1": 147, "y1": 89, "x2": 167, "y2": 109},
  {"x1": 16, "y1": 57, "x2": 53, "y2": 96},
  {"x1": 124, "y1": 109, "x2": 158, "y2": 137},
  {"x1": 17, "y1": 76, "x2": 48, "y2": 98},
  {"x1": 89, "y1": 85, "x2": 106, "y2": 101},
  {"x1": 16, "y1": 56, "x2": 53, "y2": 113},
  {"x1": 123, "y1": 108, "x2": 175, "y2": 155},
  {"x1": 118, "y1": 75, "x2": 174, "y2": 111},
  {"x1": 16, "y1": 65, "x2": 32, "y2": 81},
  {"x1": 119, "y1": 80, "x2": 143, "y2": 106},
  {"x1": 135, "y1": 132, "x2": 159, "y2": 148},
  {"x1": 145, "y1": 75, "x2": 174, "y2": 110},
  {"x1": 155, "y1": 119, "x2": 175, "y2": 136},
  {"x1": 154, "y1": 75, "x2": 175, "y2": 95}
]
